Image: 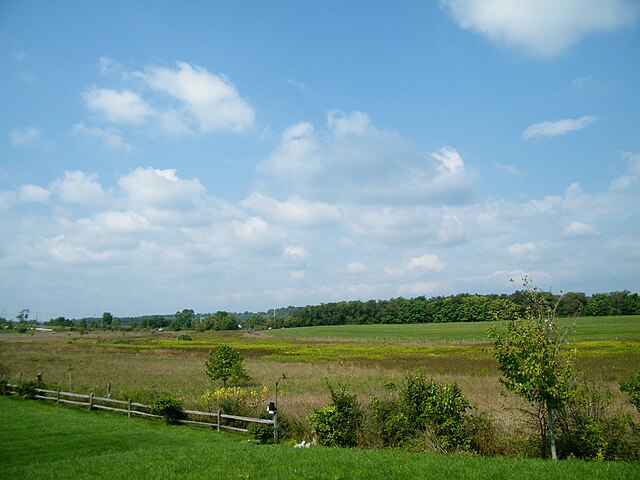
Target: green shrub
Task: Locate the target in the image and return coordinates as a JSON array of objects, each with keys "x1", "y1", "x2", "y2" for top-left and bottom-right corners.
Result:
[
  {"x1": 364, "y1": 396, "x2": 412, "y2": 448},
  {"x1": 620, "y1": 373, "x2": 640, "y2": 412},
  {"x1": 0, "y1": 378, "x2": 8, "y2": 395},
  {"x1": 149, "y1": 395, "x2": 185, "y2": 425},
  {"x1": 15, "y1": 381, "x2": 44, "y2": 400},
  {"x1": 398, "y1": 371, "x2": 472, "y2": 452},
  {"x1": 176, "y1": 333, "x2": 193, "y2": 341},
  {"x1": 309, "y1": 382, "x2": 362, "y2": 447},
  {"x1": 554, "y1": 382, "x2": 640, "y2": 461},
  {"x1": 466, "y1": 412, "x2": 505, "y2": 457}
]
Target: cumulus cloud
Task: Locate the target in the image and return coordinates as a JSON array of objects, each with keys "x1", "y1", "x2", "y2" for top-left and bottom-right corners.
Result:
[
  {"x1": 259, "y1": 111, "x2": 477, "y2": 205},
  {"x1": 72, "y1": 123, "x2": 134, "y2": 153},
  {"x1": 241, "y1": 192, "x2": 341, "y2": 229},
  {"x1": 82, "y1": 87, "x2": 152, "y2": 125},
  {"x1": 49, "y1": 171, "x2": 110, "y2": 207},
  {"x1": 11, "y1": 126, "x2": 41, "y2": 146},
  {"x1": 406, "y1": 253, "x2": 446, "y2": 271},
  {"x1": 563, "y1": 221, "x2": 599, "y2": 238},
  {"x1": 442, "y1": 0, "x2": 640, "y2": 58},
  {"x1": 76, "y1": 60, "x2": 255, "y2": 150},
  {"x1": 3, "y1": 157, "x2": 638, "y2": 316},
  {"x1": 19, "y1": 184, "x2": 50, "y2": 203},
  {"x1": 522, "y1": 115, "x2": 597, "y2": 139},
  {"x1": 117, "y1": 168, "x2": 206, "y2": 210},
  {"x1": 136, "y1": 61, "x2": 255, "y2": 134}
]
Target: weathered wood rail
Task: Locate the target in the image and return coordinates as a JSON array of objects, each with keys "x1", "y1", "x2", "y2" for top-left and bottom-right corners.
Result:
[{"x1": 7, "y1": 384, "x2": 275, "y2": 434}]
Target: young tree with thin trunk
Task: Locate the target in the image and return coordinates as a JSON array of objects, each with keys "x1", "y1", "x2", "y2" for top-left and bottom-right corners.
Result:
[
  {"x1": 205, "y1": 343, "x2": 250, "y2": 387},
  {"x1": 488, "y1": 280, "x2": 576, "y2": 461}
]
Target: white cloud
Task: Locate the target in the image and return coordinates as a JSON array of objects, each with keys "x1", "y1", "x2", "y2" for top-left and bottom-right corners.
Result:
[
  {"x1": 259, "y1": 111, "x2": 478, "y2": 206},
  {"x1": 2, "y1": 159, "x2": 638, "y2": 316},
  {"x1": 406, "y1": 253, "x2": 446, "y2": 271},
  {"x1": 345, "y1": 262, "x2": 368, "y2": 274},
  {"x1": 283, "y1": 245, "x2": 308, "y2": 261},
  {"x1": 508, "y1": 241, "x2": 539, "y2": 256},
  {"x1": 136, "y1": 61, "x2": 254, "y2": 133},
  {"x1": 241, "y1": 193, "x2": 341, "y2": 229},
  {"x1": 117, "y1": 168, "x2": 206, "y2": 210},
  {"x1": 610, "y1": 152, "x2": 640, "y2": 191},
  {"x1": 442, "y1": 0, "x2": 640, "y2": 58},
  {"x1": 563, "y1": 221, "x2": 599, "y2": 238},
  {"x1": 11, "y1": 126, "x2": 41, "y2": 146},
  {"x1": 72, "y1": 123, "x2": 134, "y2": 153},
  {"x1": 19, "y1": 184, "x2": 50, "y2": 203},
  {"x1": 82, "y1": 87, "x2": 152, "y2": 125},
  {"x1": 522, "y1": 115, "x2": 597, "y2": 139},
  {"x1": 49, "y1": 171, "x2": 109, "y2": 207}
]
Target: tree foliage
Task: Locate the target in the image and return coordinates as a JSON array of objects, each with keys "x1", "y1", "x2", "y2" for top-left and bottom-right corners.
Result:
[
  {"x1": 205, "y1": 344, "x2": 250, "y2": 387},
  {"x1": 488, "y1": 281, "x2": 576, "y2": 460}
]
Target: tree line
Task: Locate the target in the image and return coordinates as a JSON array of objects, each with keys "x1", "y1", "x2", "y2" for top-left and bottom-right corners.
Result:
[
  {"x1": 274, "y1": 290, "x2": 640, "y2": 329},
  {"x1": 1, "y1": 290, "x2": 638, "y2": 332}
]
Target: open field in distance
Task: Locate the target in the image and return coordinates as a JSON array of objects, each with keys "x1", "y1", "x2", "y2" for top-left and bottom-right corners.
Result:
[{"x1": 1, "y1": 316, "x2": 638, "y2": 431}]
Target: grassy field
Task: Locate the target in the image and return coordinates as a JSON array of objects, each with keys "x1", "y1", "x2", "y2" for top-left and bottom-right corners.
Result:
[
  {"x1": 264, "y1": 316, "x2": 640, "y2": 342},
  {"x1": 2, "y1": 396, "x2": 638, "y2": 479},
  {"x1": 1, "y1": 316, "x2": 638, "y2": 434}
]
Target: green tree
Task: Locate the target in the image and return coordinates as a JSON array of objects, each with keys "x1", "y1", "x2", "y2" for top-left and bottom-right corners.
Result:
[
  {"x1": 174, "y1": 309, "x2": 195, "y2": 329},
  {"x1": 205, "y1": 344, "x2": 250, "y2": 387},
  {"x1": 101, "y1": 312, "x2": 113, "y2": 329},
  {"x1": 488, "y1": 281, "x2": 576, "y2": 461}
]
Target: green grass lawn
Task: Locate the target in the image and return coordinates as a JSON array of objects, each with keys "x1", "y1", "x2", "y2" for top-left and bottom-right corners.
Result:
[
  {"x1": 263, "y1": 316, "x2": 640, "y2": 342},
  {"x1": 1, "y1": 396, "x2": 638, "y2": 479}
]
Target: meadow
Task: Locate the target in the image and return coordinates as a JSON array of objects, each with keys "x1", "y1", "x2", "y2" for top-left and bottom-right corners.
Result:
[
  {"x1": 1, "y1": 316, "x2": 639, "y2": 438},
  {"x1": 2, "y1": 396, "x2": 639, "y2": 479}
]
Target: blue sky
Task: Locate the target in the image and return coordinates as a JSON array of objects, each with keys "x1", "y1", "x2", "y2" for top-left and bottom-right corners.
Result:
[{"x1": 1, "y1": 1, "x2": 639, "y2": 319}]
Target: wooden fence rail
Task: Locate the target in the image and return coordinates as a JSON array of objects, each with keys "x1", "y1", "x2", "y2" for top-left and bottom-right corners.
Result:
[{"x1": 7, "y1": 384, "x2": 275, "y2": 435}]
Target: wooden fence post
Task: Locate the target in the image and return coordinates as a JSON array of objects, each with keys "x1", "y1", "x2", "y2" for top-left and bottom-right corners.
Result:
[
  {"x1": 18, "y1": 372, "x2": 22, "y2": 384},
  {"x1": 89, "y1": 392, "x2": 94, "y2": 410},
  {"x1": 273, "y1": 413, "x2": 279, "y2": 443},
  {"x1": 217, "y1": 409, "x2": 221, "y2": 432},
  {"x1": 128, "y1": 399, "x2": 132, "y2": 417},
  {"x1": 56, "y1": 388, "x2": 60, "y2": 405},
  {"x1": 106, "y1": 382, "x2": 111, "y2": 398}
]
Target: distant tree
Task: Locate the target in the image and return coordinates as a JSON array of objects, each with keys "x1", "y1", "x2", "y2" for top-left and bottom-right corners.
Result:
[
  {"x1": 48, "y1": 316, "x2": 72, "y2": 327},
  {"x1": 556, "y1": 292, "x2": 587, "y2": 317},
  {"x1": 101, "y1": 312, "x2": 113, "y2": 329},
  {"x1": 17, "y1": 309, "x2": 30, "y2": 322},
  {"x1": 206, "y1": 344, "x2": 250, "y2": 387},
  {"x1": 488, "y1": 280, "x2": 576, "y2": 461},
  {"x1": 174, "y1": 309, "x2": 195, "y2": 329},
  {"x1": 211, "y1": 311, "x2": 239, "y2": 331}
]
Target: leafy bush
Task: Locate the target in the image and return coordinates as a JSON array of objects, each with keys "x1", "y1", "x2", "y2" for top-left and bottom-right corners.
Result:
[
  {"x1": 149, "y1": 395, "x2": 185, "y2": 425},
  {"x1": 0, "y1": 378, "x2": 9, "y2": 395},
  {"x1": 620, "y1": 373, "x2": 640, "y2": 412},
  {"x1": 309, "y1": 382, "x2": 362, "y2": 447},
  {"x1": 364, "y1": 396, "x2": 412, "y2": 448},
  {"x1": 554, "y1": 382, "x2": 640, "y2": 461},
  {"x1": 15, "y1": 381, "x2": 44, "y2": 399},
  {"x1": 176, "y1": 333, "x2": 193, "y2": 341},
  {"x1": 398, "y1": 372, "x2": 472, "y2": 452}
]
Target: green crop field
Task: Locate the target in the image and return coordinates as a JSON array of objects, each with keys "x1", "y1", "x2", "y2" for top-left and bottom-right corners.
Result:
[
  {"x1": 263, "y1": 316, "x2": 640, "y2": 342},
  {"x1": 2, "y1": 397, "x2": 638, "y2": 479}
]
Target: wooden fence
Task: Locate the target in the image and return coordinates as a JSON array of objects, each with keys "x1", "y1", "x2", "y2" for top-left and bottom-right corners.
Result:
[{"x1": 6, "y1": 384, "x2": 275, "y2": 435}]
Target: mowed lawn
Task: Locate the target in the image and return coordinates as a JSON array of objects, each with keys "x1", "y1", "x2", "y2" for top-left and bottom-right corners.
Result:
[
  {"x1": 263, "y1": 315, "x2": 640, "y2": 342},
  {"x1": 1, "y1": 397, "x2": 638, "y2": 480}
]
